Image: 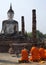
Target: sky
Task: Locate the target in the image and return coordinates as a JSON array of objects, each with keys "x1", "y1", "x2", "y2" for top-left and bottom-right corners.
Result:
[{"x1": 0, "y1": 0, "x2": 46, "y2": 34}]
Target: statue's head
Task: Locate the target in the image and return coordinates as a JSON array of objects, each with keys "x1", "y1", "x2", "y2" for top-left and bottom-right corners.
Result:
[{"x1": 7, "y1": 4, "x2": 14, "y2": 20}]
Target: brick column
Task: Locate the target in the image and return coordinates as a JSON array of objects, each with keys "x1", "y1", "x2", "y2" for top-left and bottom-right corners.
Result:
[
  {"x1": 21, "y1": 16, "x2": 25, "y2": 35},
  {"x1": 32, "y1": 9, "x2": 37, "y2": 44}
]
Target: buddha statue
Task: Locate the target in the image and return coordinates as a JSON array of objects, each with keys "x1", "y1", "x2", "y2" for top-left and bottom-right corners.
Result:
[{"x1": 2, "y1": 4, "x2": 18, "y2": 34}]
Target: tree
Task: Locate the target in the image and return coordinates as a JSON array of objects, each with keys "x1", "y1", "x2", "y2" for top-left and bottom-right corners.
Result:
[
  {"x1": 44, "y1": 34, "x2": 46, "y2": 38},
  {"x1": 27, "y1": 30, "x2": 44, "y2": 40}
]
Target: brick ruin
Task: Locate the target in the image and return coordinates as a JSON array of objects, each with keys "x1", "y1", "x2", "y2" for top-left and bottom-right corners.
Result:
[
  {"x1": 0, "y1": 5, "x2": 44, "y2": 53},
  {"x1": 21, "y1": 16, "x2": 25, "y2": 35},
  {"x1": 32, "y1": 9, "x2": 37, "y2": 45}
]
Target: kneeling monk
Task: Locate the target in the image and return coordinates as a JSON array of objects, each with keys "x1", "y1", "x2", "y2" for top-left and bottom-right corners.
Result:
[
  {"x1": 44, "y1": 49, "x2": 46, "y2": 59},
  {"x1": 19, "y1": 48, "x2": 28, "y2": 62},
  {"x1": 29, "y1": 46, "x2": 40, "y2": 61},
  {"x1": 39, "y1": 48, "x2": 46, "y2": 59}
]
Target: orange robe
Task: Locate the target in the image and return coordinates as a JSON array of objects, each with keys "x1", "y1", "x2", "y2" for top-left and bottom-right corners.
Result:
[
  {"x1": 44, "y1": 49, "x2": 46, "y2": 59},
  {"x1": 39, "y1": 48, "x2": 45, "y2": 59},
  {"x1": 21, "y1": 49, "x2": 28, "y2": 61},
  {"x1": 29, "y1": 47, "x2": 40, "y2": 61}
]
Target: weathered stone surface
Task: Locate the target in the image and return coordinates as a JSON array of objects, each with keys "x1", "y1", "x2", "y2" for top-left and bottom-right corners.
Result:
[
  {"x1": 21, "y1": 16, "x2": 25, "y2": 35},
  {"x1": 32, "y1": 9, "x2": 37, "y2": 44}
]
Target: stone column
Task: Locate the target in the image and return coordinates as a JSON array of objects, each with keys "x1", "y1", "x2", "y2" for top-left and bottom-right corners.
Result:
[
  {"x1": 21, "y1": 16, "x2": 25, "y2": 35},
  {"x1": 32, "y1": 9, "x2": 37, "y2": 44}
]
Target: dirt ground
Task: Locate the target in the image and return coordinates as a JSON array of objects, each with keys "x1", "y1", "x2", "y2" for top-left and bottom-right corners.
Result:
[{"x1": 0, "y1": 53, "x2": 46, "y2": 65}]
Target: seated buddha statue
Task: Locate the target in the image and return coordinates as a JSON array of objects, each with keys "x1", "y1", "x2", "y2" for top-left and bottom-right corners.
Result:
[{"x1": 2, "y1": 4, "x2": 18, "y2": 34}]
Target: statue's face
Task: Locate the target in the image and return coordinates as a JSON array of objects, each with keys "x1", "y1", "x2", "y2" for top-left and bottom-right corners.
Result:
[{"x1": 7, "y1": 12, "x2": 14, "y2": 20}]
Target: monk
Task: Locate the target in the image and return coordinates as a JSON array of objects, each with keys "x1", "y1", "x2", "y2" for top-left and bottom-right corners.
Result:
[
  {"x1": 39, "y1": 45, "x2": 46, "y2": 60},
  {"x1": 39, "y1": 44, "x2": 46, "y2": 60},
  {"x1": 39, "y1": 47, "x2": 45, "y2": 60},
  {"x1": 44, "y1": 49, "x2": 46, "y2": 59},
  {"x1": 29, "y1": 45, "x2": 40, "y2": 61},
  {"x1": 19, "y1": 48, "x2": 29, "y2": 62}
]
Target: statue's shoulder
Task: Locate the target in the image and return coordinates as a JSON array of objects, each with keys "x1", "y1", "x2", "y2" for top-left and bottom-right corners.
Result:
[
  {"x1": 13, "y1": 20, "x2": 18, "y2": 24},
  {"x1": 2, "y1": 20, "x2": 8, "y2": 24}
]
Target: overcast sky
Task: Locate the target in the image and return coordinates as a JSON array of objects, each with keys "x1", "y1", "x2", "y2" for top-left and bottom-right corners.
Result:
[{"x1": 0, "y1": 0, "x2": 46, "y2": 34}]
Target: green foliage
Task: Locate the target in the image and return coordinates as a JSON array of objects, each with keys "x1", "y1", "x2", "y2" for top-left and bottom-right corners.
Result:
[
  {"x1": 44, "y1": 34, "x2": 46, "y2": 38},
  {"x1": 36, "y1": 30, "x2": 44, "y2": 39},
  {"x1": 27, "y1": 30, "x2": 45, "y2": 39},
  {"x1": 27, "y1": 32, "x2": 32, "y2": 37}
]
